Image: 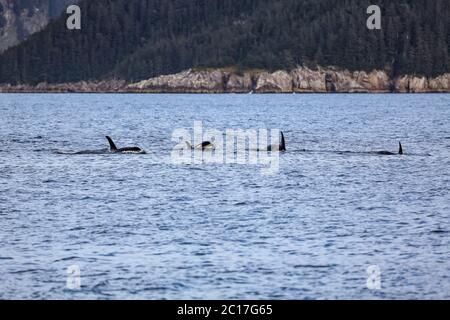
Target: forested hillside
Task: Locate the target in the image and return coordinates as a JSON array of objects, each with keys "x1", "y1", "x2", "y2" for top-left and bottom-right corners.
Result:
[{"x1": 0, "y1": 0, "x2": 448, "y2": 85}]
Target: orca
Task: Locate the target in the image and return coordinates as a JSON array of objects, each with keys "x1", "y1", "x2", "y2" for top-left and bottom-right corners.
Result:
[
  {"x1": 265, "y1": 131, "x2": 286, "y2": 152},
  {"x1": 106, "y1": 136, "x2": 146, "y2": 154},
  {"x1": 372, "y1": 142, "x2": 403, "y2": 155},
  {"x1": 185, "y1": 141, "x2": 215, "y2": 151}
]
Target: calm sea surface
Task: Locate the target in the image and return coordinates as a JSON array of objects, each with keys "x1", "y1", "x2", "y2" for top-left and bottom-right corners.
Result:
[{"x1": 0, "y1": 93, "x2": 449, "y2": 299}]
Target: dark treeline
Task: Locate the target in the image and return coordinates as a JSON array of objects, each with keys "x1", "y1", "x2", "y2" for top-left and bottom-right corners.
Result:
[{"x1": 0, "y1": 0, "x2": 448, "y2": 84}]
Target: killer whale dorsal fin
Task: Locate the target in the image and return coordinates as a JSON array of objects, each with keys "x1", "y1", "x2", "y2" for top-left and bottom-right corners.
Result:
[
  {"x1": 399, "y1": 142, "x2": 403, "y2": 155},
  {"x1": 106, "y1": 136, "x2": 118, "y2": 151},
  {"x1": 280, "y1": 131, "x2": 286, "y2": 151},
  {"x1": 185, "y1": 141, "x2": 192, "y2": 149}
]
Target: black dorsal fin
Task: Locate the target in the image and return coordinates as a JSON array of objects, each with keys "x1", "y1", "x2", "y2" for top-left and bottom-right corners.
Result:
[
  {"x1": 280, "y1": 131, "x2": 286, "y2": 151},
  {"x1": 106, "y1": 136, "x2": 117, "y2": 151},
  {"x1": 399, "y1": 142, "x2": 403, "y2": 155}
]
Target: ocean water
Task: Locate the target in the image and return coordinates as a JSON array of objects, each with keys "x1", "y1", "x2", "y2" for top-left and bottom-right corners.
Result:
[{"x1": 0, "y1": 93, "x2": 449, "y2": 300}]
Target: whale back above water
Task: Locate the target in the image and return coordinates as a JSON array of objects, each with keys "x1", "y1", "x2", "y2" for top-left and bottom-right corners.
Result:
[
  {"x1": 185, "y1": 141, "x2": 215, "y2": 150},
  {"x1": 372, "y1": 142, "x2": 403, "y2": 155},
  {"x1": 106, "y1": 136, "x2": 145, "y2": 154}
]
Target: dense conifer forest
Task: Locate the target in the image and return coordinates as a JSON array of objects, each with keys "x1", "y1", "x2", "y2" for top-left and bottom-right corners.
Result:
[{"x1": 0, "y1": 0, "x2": 448, "y2": 84}]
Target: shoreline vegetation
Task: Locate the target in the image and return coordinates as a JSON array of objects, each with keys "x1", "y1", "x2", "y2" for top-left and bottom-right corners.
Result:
[{"x1": 1, "y1": 66, "x2": 449, "y2": 94}]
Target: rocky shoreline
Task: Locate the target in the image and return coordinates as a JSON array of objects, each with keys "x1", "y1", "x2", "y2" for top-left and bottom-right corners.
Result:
[{"x1": 1, "y1": 67, "x2": 449, "y2": 93}]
